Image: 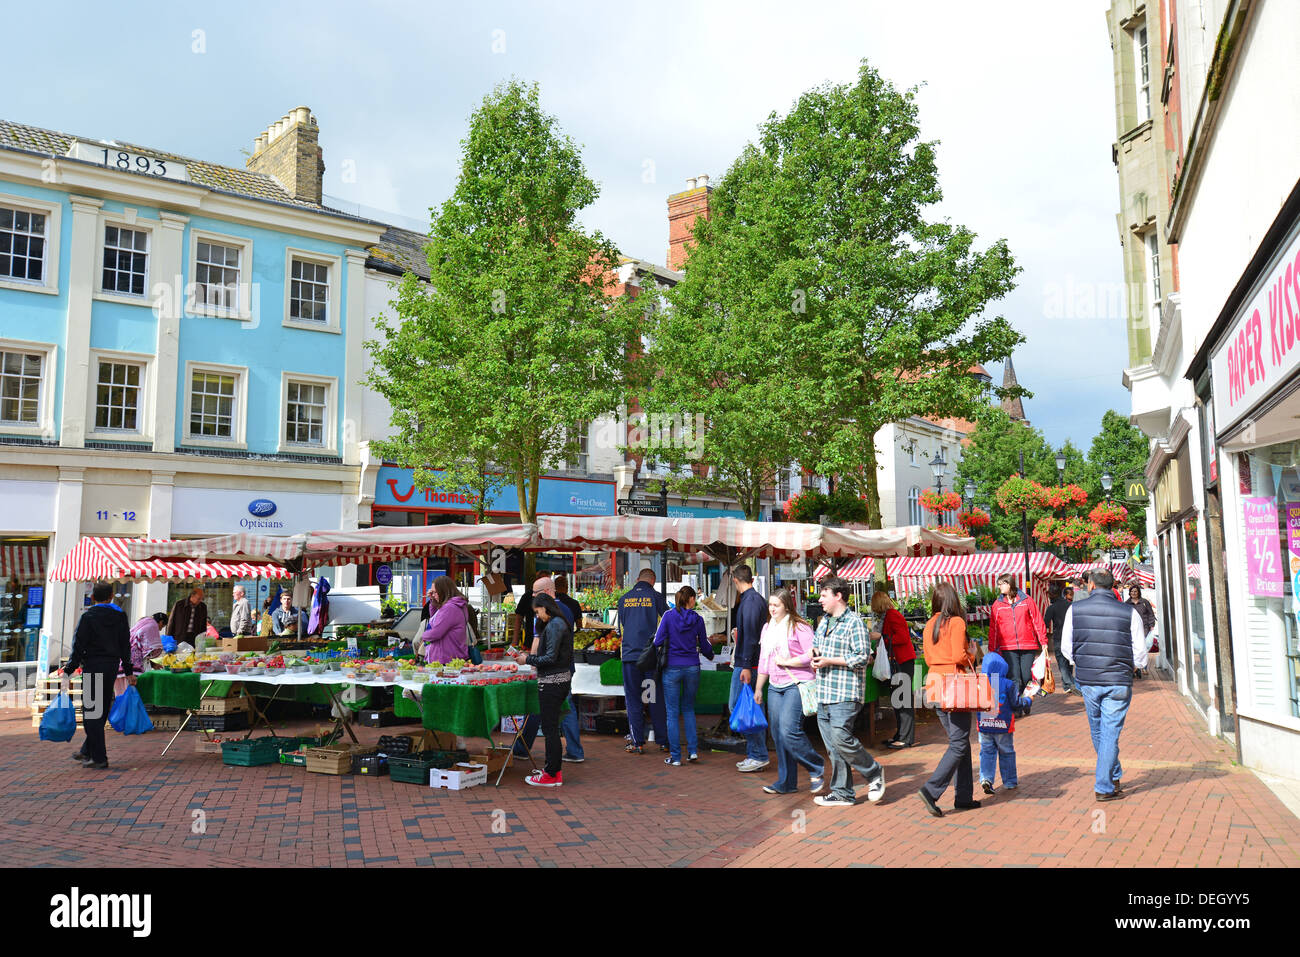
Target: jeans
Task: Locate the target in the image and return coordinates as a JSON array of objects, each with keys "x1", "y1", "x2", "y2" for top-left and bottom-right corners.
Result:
[
  {"x1": 537, "y1": 681, "x2": 570, "y2": 776},
  {"x1": 1004, "y1": 649, "x2": 1038, "y2": 698},
  {"x1": 729, "y1": 666, "x2": 769, "y2": 762},
  {"x1": 923, "y1": 709, "x2": 973, "y2": 804},
  {"x1": 514, "y1": 696, "x2": 582, "y2": 759},
  {"x1": 889, "y1": 659, "x2": 916, "y2": 745},
  {"x1": 978, "y1": 731, "x2": 1018, "y2": 787},
  {"x1": 622, "y1": 661, "x2": 668, "y2": 746},
  {"x1": 1050, "y1": 640, "x2": 1076, "y2": 691},
  {"x1": 815, "y1": 701, "x2": 881, "y2": 803},
  {"x1": 1078, "y1": 684, "x2": 1131, "y2": 794},
  {"x1": 79, "y1": 670, "x2": 117, "y2": 765},
  {"x1": 662, "y1": 665, "x2": 701, "y2": 762},
  {"x1": 767, "y1": 684, "x2": 825, "y2": 792}
]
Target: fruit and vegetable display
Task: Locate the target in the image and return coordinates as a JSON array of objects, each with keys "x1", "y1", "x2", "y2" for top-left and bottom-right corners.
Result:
[
  {"x1": 573, "y1": 629, "x2": 604, "y2": 650},
  {"x1": 177, "y1": 651, "x2": 534, "y2": 685},
  {"x1": 149, "y1": 651, "x2": 195, "y2": 670},
  {"x1": 590, "y1": 634, "x2": 621, "y2": 653}
]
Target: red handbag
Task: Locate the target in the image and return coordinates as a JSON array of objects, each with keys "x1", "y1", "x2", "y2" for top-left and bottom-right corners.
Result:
[{"x1": 924, "y1": 669, "x2": 994, "y2": 712}]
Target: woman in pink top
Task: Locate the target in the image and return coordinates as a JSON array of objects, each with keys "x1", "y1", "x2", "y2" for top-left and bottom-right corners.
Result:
[
  {"x1": 129, "y1": 613, "x2": 168, "y2": 673},
  {"x1": 754, "y1": 589, "x2": 825, "y2": 795}
]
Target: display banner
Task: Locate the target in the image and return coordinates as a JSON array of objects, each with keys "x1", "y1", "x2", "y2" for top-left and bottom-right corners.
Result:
[{"x1": 1244, "y1": 497, "x2": 1283, "y2": 597}]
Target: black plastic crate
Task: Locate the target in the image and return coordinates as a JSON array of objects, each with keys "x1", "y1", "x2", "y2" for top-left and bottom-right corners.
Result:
[
  {"x1": 356, "y1": 708, "x2": 417, "y2": 728},
  {"x1": 353, "y1": 753, "x2": 389, "y2": 776},
  {"x1": 189, "y1": 711, "x2": 249, "y2": 733},
  {"x1": 376, "y1": 735, "x2": 414, "y2": 755},
  {"x1": 594, "y1": 711, "x2": 629, "y2": 735},
  {"x1": 388, "y1": 749, "x2": 470, "y2": 785}
]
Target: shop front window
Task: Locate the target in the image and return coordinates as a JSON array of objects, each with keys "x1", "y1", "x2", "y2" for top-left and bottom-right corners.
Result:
[
  {"x1": 1180, "y1": 516, "x2": 1209, "y2": 709},
  {"x1": 1237, "y1": 446, "x2": 1300, "y2": 719},
  {"x1": 0, "y1": 538, "x2": 49, "y2": 681}
]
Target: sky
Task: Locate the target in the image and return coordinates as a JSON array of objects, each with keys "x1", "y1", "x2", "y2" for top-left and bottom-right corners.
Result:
[{"x1": 4, "y1": 0, "x2": 1131, "y2": 453}]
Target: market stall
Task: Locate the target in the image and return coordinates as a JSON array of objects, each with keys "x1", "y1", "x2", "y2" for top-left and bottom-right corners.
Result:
[
  {"x1": 1064, "y1": 561, "x2": 1156, "y2": 589},
  {"x1": 873, "y1": 551, "x2": 1075, "y2": 611}
]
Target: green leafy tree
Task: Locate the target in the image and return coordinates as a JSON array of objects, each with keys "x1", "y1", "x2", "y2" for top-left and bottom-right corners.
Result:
[
  {"x1": 1085, "y1": 409, "x2": 1150, "y2": 541},
  {"x1": 955, "y1": 407, "x2": 1056, "y2": 549},
  {"x1": 647, "y1": 61, "x2": 1023, "y2": 535},
  {"x1": 365, "y1": 80, "x2": 641, "y2": 531}
]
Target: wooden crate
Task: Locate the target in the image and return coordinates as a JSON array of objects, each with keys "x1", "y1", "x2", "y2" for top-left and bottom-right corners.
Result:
[
  {"x1": 198, "y1": 695, "x2": 250, "y2": 716},
  {"x1": 305, "y1": 744, "x2": 375, "y2": 776},
  {"x1": 30, "y1": 674, "x2": 82, "y2": 728}
]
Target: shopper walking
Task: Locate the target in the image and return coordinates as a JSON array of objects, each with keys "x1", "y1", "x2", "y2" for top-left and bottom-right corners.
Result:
[
  {"x1": 730, "y1": 565, "x2": 771, "y2": 773},
  {"x1": 514, "y1": 593, "x2": 574, "y2": 788},
  {"x1": 166, "y1": 586, "x2": 208, "y2": 645},
  {"x1": 616, "y1": 569, "x2": 670, "y2": 755},
  {"x1": 987, "y1": 572, "x2": 1047, "y2": 698},
  {"x1": 230, "y1": 586, "x2": 254, "y2": 637},
  {"x1": 977, "y1": 651, "x2": 1032, "y2": 795},
  {"x1": 61, "y1": 581, "x2": 134, "y2": 770},
  {"x1": 870, "y1": 591, "x2": 916, "y2": 747},
  {"x1": 128, "y1": 612, "x2": 168, "y2": 673},
  {"x1": 1062, "y1": 570, "x2": 1148, "y2": 802},
  {"x1": 918, "y1": 582, "x2": 979, "y2": 817},
  {"x1": 1043, "y1": 583, "x2": 1078, "y2": 695},
  {"x1": 1127, "y1": 585, "x2": 1157, "y2": 679},
  {"x1": 652, "y1": 585, "x2": 715, "y2": 765},
  {"x1": 810, "y1": 576, "x2": 885, "y2": 808},
  {"x1": 753, "y1": 589, "x2": 824, "y2": 794}
]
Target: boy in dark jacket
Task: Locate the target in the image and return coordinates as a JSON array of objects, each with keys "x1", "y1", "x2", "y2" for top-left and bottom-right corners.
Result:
[
  {"x1": 61, "y1": 581, "x2": 134, "y2": 770},
  {"x1": 977, "y1": 652, "x2": 1032, "y2": 795}
]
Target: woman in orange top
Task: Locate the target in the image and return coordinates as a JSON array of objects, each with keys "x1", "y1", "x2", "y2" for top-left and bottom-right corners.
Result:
[{"x1": 918, "y1": 583, "x2": 979, "y2": 818}]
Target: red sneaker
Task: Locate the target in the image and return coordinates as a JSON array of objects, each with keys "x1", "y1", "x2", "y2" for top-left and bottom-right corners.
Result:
[{"x1": 525, "y1": 770, "x2": 562, "y2": 788}]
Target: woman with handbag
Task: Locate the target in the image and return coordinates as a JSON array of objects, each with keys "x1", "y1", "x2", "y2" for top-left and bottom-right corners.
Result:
[
  {"x1": 870, "y1": 591, "x2": 916, "y2": 749},
  {"x1": 652, "y1": 586, "x2": 715, "y2": 766},
  {"x1": 754, "y1": 589, "x2": 825, "y2": 795},
  {"x1": 918, "y1": 583, "x2": 981, "y2": 818}
]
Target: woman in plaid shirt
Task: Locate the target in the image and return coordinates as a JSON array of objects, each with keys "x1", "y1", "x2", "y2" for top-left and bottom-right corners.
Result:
[{"x1": 810, "y1": 576, "x2": 886, "y2": 807}]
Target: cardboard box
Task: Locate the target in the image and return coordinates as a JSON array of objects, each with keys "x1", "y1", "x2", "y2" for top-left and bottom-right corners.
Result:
[
  {"x1": 151, "y1": 713, "x2": 186, "y2": 731},
  {"x1": 469, "y1": 747, "x2": 512, "y2": 775},
  {"x1": 430, "y1": 762, "x2": 487, "y2": 790},
  {"x1": 198, "y1": 695, "x2": 250, "y2": 716},
  {"x1": 499, "y1": 715, "x2": 528, "y2": 734},
  {"x1": 410, "y1": 729, "x2": 459, "y2": 752},
  {"x1": 221, "y1": 636, "x2": 269, "y2": 653},
  {"x1": 194, "y1": 734, "x2": 230, "y2": 754},
  {"x1": 480, "y1": 573, "x2": 507, "y2": 596}
]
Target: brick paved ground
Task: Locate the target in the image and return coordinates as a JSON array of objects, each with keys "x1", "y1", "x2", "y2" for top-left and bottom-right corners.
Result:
[{"x1": 2, "y1": 670, "x2": 1296, "y2": 868}]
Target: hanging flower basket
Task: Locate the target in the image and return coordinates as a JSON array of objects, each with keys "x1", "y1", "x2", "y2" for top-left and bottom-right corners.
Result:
[
  {"x1": 976, "y1": 534, "x2": 999, "y2": 551},
  {"x1": 919, "y1": 489, "x2": 963, "y2": 514},
  {"x1": 1040, "y1": 484, "x2": 1089, "y2": 510},
  {"x1": 784, "y1": 489, "x2": 826, "y2": 524},
  {"x1": 995, "y1": 475, "x2": 1046, "y2": 513},
  {"x1": 1088, "y1": 501, "x2": 1129, "y2": 527},
  {"x1": 1103, "y1": 529, "x2": 1139, "y2": 549},
  {"x1": 1031, "y1": 516, "x2": 1059, "y2": 543},
  {"x1": 958, "y1": 508, "x2": 991, "y2": 530}
]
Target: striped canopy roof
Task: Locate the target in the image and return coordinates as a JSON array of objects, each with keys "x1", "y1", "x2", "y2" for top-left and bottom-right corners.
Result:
[{"x1": 52, "y1": 537, "x2": 296, "y2": 583}]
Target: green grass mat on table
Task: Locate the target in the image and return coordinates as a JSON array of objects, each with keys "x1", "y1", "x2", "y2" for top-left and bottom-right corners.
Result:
[{"x1": 418, "y1": 680, "x2": 540, "y2": 739}]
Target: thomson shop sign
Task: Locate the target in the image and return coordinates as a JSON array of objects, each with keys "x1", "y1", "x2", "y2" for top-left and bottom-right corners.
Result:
[{"x1": 376, "y1": 467, "x2": 614, "y2": 516}]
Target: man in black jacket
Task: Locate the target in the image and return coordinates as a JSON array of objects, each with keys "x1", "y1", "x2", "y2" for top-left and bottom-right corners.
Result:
[
  {"x1": 730, "y1": 565, "x2": 770, "y2": 772},
  {"x1": 62, "y1": 581, "x2": 134, "y2": 770},
  {"x1": 1043, "y1": 584, "x2": 1078, "y2": 695}
]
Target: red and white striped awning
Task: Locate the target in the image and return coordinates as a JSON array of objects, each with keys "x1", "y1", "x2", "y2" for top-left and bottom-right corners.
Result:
[
  {"x1": 51, "y1": 538, "x2": 296, "y2": 583},
  {"x1": 126, "y1": 533, "x2": 307, "y2": 564},
  {"x1": 302, "y1": 524, "x2": 543, "y2": 564},
  {"x1": 539, "y1": 517, "x2": 973, "y2": 561},
  {"x1": 1065, "y1": 562, "x2": 1157, "y2": 589},
  {"x1": 816, "y1": 551, "x2": 1073, "y2": 582},
  {"x1": 0, "y1": 544, "x2": 48, "y2": 581}
]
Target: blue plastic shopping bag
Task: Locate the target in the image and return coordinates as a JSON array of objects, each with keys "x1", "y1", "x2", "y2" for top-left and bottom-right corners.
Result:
[
  {"x1": 108, "y1": 686, "x2": 153, "y2": 735},
  {"x1": 39, "y1": 692, "x2": 77, "y2": 742},
  {"x1": 729, "y1": 684, "x2": 768, "y2": 735}
]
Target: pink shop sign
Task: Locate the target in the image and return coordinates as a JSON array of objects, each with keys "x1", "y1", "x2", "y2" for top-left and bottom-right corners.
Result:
[{"x1": 1244, "y1": 497, "x2": 1283, "y2": 598}]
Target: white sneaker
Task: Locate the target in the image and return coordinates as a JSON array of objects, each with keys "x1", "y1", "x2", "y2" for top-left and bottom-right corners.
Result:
[
  {"x1": 865, "y1": 771, "x2": 886, "y2": 803},
  {"x1": 736, "y1": 758, "x2": 770, "y2": 773}
]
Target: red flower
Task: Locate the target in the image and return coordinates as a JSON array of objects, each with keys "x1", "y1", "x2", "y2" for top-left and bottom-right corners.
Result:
[
  {"x1": 995, "y1": 475, "x2": 1046, "y2": 513},
  {"x1": 920, "y1": 489, "x2": 963, "y2": 514},
  {"x1": 1088, "y1": 501, "x2": 1129, "y2": 527},
  {"x1": 976, "y1": 534, "x2": 998, "y2": 551},
  {"x1": 958, "y1": 508, "x2": 991, "y2": 530}
]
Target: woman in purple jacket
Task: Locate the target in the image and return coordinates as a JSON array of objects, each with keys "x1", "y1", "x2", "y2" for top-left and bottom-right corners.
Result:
[
  {"x1": 419, "y1": 576, "x2": 471, "y2": 665},
  {"x1": 653, "y1": 586, "x2": 715, "y2": 766}
]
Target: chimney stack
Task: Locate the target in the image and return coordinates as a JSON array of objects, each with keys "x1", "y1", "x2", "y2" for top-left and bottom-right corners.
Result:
[
  {"x1": 666, "y1": 174, "x2": 713, "y2": 272},
  {"x1": 246, "y1": 105, "x2": 324, "y2": 205}
]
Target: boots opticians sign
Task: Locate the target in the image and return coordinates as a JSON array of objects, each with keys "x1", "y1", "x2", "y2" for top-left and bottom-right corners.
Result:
[{"x1": 1211, "y1": 221, "x2": 1300, "y2": 429}]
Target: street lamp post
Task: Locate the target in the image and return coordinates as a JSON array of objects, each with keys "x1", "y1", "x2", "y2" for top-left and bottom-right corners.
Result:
[
  {"x1": 1101, "y1": 469, "x2": 1114, "y2": 501},
  {"x1": 1055, "y1": 447, "x2": 1067, "y2": 559},
  {"x1": 1018, "y1": 450, "x2": 1031, "y2": 591},
  {"x1": 929, "y1": 451, "x2": 947, "y2": 495}
]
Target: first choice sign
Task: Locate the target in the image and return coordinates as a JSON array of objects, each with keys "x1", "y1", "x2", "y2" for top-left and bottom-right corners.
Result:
[{"x1": 1211, "y1": 219, "x2": 1300, "y2": 430}]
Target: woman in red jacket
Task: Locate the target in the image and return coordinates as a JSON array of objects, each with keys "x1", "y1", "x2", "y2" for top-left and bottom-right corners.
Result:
[
  {"x1": 987, "y1": 572, "x2": 1047, "y2": 699},
  {"x1": 870, "y1": 591, "x2": 917, "y2": 748}
]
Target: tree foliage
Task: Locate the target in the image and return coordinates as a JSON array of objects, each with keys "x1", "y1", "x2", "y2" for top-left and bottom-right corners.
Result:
[{"x1": 364, "y1": 80, "x2": 641, "y2": 523}]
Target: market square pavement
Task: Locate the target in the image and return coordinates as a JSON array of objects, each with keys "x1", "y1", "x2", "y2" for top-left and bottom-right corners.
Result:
[{"x1": 1, "y1": 669, "x2": 1297, "y2": 868}]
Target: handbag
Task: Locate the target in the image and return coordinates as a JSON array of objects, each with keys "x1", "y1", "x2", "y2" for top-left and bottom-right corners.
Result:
[
  {"x1": 923, "y1": 669, "x2": 994, "y2": 712},
  {"x1": 635, "y1": 639, "x2": 666, "y2": 674},
  {"x1": 797, "y1": 680, "x2": 819, "y2": 717},
  {"x1": 1041, "y1": 658, "x2": 1057, "y2": 694}
]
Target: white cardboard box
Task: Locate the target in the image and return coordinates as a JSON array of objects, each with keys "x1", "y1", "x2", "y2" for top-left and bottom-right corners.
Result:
[
  {"x1": 430, "y1": 762, "x2": 488, "y2": 790},
  {"x1": 499, "y1": 715, "x2": 527, "y2": 733}
]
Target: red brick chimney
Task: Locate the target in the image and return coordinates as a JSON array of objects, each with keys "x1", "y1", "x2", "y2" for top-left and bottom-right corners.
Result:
[
  {"x1": 666, "y1": 175, "x2": 712, "y2": 271},
  {"x1": 246, "y1": 106, "x2": 325, "y2": 205}
]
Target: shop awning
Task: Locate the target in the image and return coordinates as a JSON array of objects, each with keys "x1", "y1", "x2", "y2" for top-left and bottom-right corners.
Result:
[
  {"x1": 126, "y1": 533, "x2": 308, "y2": 565},
  {"x1": 51, "y1": 537, "x2": 297, "y2": 583},
  {"x1": 300, "y1": 524, "x2": 542, "y2": 564},
  {"x1": 1065, "y1": 562, "x2": 1157, "y2": 589},
  {"x1": 0, "y1": 544, "x2": 48, "y2": 581}
]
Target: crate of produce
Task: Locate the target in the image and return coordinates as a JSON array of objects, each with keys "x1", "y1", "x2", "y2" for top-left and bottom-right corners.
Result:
[
  {"x1": 279, "y1": 750, "x2": 308, "y2": 766},
  {"x1": 388, "y1": 749, "x2": 470, "y2": 785},
  {"x1": 353, "y1": 753, "x2": 389, "y2": 776},
  {"x1": 376, "y1": 734, "x2": 414, "y2": 755},
  {"x1": 594, "y1": 711, "x2": 630, "y2": 735},
  {"x1": 190, "y1": 711, "x2": 249, "y2": 733},
  {"x1": 220, "y1": 736, "x2": 298, "y2": 767},
  {"x1": 305, "y1": 744, "x2": 376, "y2": 776},
  {"x1": 430, "y1": 762, "x2": 488, "y2": 790}
]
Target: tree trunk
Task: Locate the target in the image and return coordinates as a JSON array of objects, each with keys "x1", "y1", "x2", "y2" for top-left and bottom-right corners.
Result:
[{"x1": 860, "y1": 451, "x2": 889, "y2": 586}]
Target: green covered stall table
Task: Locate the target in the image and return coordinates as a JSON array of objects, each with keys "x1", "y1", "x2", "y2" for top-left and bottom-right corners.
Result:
[
  {"x1": 408, "y1": 679, "x2": 541, "y2": 785},
  {"x1": 596, "y1": 658, "x2": 733, "y2": 713}
]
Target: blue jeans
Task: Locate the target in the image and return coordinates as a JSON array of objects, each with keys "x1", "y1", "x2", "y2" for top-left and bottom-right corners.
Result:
[
  {"x1": 1078, "y1": 684, "x2": 1131, "y2": 794},
  {"x1": 978, "y1": 731, "x2": 1017, "y2": 787},
  {"x1": 728, "y1": 666, "x2": 769, "y2": 763},
  {"x1": 767, "y1": 684, "x2": 824, "y2": 792},
  {"x1": 816, "y1": 701, "x2": 881, "y2": 803},
  {"x1": 622, "y1": 661, "x2": 668, "y2": 747},
  {"x1": 514, "y1": 696, "x2": 582, "y2": 759},
  {"x1": 661, "y1": 665, "x2": 700, "y2": 762}
]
